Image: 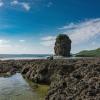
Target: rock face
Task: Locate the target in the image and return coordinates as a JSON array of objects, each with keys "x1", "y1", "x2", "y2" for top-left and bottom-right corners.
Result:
[
  {"x1": 54, "y1": 34, "x2": 71, "y2": 57},
  {"x1": 45, "y1": 58, "x2": 100, "y2": 100},
  {"x1": 21, "y1": 59, "x2": 75, "y2": 84},
  {"x1": 21, "y1": 58, "x2": 100, "y2": 100},
  {"x1": 0, "y1": 60, "x2": 25, "y2": 76}
]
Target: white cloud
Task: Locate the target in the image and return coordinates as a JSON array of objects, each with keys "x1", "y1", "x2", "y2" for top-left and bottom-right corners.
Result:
[
  {"x1": 0, "y1": 40, "x2": 9, "y2": 44},
  {"x1": 11, "y1": 0, "x2": 19, "y2": 5},
  {"x1": 58, "y1": 23, "x2": 77, "y2": 30},
  {"x1": 40, "y1": 36, "x2": 56, "y2": 47},
  {"x1": 19, "y1": 40, "x2": 25, "y2": 42},
  {"x1": 41, "y1": 36, "x2": 55, "y2": 41},
  {"x1": 0, "y1": 40, "x2": 11, "y2": 48},
  {"x1": 0, "y1": 0, "x2": 4, "y2": 7},
  {"x1": 11, "y1": 0, "x2": 31, "y2": 11},
  {"x1": 40, "y1": 40, "x2": 55, "y2": 47},
  {"x1": 59, "y1": 18, "x2": 100, "y2": 45},
  {"x1": 21, "y1": 2, "x2": 30, "y2": 11}
]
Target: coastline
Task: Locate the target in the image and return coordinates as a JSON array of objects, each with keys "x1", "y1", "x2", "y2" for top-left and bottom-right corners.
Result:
[{"x1": 0, "y1": 58, "x2": 100, "y2": 100}]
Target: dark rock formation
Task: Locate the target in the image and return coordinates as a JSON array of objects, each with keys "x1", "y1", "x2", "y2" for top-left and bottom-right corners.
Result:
[
  {"x1": 54, "y1": 34, "x2": 71, "y2": 57},
  {"x1": 0, "y1": 60, "x2": 30, "y2": 76},
  {"x1": 0, "y1": 58, "x2": 100, "y2": 100},
  {"x1": 45, "y1": 58, "x2": 100, "y2": 100},
  {"x1": 21, "y1": 59, "x2": 76, "y2": 84}
]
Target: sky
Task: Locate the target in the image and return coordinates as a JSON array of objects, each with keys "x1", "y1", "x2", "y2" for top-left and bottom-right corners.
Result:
[{"x1": 0, "y1": 0, "x2": 100, "y2": 54}]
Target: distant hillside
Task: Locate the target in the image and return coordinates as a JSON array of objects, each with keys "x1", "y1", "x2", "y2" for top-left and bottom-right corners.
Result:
[{"x1": 75, "y1": 48, "x2": 100, "y2": 57}]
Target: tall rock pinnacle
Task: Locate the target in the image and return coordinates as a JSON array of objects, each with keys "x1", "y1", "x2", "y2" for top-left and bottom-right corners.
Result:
[{"x1": 54, "y1": 34, "x2": 71, "y2": 57}]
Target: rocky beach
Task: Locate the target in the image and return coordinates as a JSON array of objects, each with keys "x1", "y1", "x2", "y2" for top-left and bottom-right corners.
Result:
[{"x1": 0, "y1": 58, "x2": 100, "y2": 100}]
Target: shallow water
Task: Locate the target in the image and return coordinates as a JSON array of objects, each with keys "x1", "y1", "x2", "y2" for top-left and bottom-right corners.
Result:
[{"x1": 0, "y1": 73, "x2": 47, "y2": 100}]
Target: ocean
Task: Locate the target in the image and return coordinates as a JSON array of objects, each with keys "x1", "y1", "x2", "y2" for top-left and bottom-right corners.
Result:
[{"x1": 0, "y1": 54, "x2": 51, "y2": 60}]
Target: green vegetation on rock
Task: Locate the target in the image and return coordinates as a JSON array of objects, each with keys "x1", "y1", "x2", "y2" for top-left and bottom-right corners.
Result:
[{"x1": 76, "y1": 48, "x2": 100, "y2": 57}]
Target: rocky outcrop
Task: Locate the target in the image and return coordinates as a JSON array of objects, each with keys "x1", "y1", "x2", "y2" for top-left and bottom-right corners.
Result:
[
  {"x1": 21, "y1": 59, "x2": 75, "y2": 84},
  {"x1": 45, "y1": 58, "x2": 100, "y2": 100},
  {"x1": 0, "y1": 58, "x2": 100, "y2": 100},
  {"x1": 54, "y1": 34, "x2": 71, "y2": 57},
  {"x1": 0, "y1": 60, "x2": 30, "y2": 76}
]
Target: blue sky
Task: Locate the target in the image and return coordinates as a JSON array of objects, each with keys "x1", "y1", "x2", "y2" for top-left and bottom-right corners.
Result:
[{"x1": 0, "y1": 0, "x2": 100, "y2": 54}]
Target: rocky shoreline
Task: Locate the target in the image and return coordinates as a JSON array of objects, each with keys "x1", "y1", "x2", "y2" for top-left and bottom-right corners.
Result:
[{"x1": 0, "y1": 58, "x2": 100, "y2": 100}]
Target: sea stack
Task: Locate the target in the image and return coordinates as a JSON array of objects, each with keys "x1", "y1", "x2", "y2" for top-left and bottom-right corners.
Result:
[{"x1": 54, "y1": 34, "x2": 71, "y2": 57}]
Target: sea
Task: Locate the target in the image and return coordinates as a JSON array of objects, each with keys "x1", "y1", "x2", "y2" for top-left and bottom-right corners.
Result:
[{"x1": 0, "y1": 54, "x2": 51, "y2": 60}]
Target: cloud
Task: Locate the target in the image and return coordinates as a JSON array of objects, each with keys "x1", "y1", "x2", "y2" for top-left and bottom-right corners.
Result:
[
  {"x1": 21, "y1": 2, "x2": 30, "y2": 11},
  {"x1": 59, "y1": 18, "x2": 100, "y2": 45},
  {"x1": 58, "y1": 23, "x2": 78, "y2": 30},
  {"x1": 40, "y1": 40, "x2": 55, "y2": 47},
  {"x1": 0, "y1": 39, "x2": 10, "y2": 44},
  {"x1": 11, "y1": 0, "x2": 18, "y2": 5},
  {"x1": 0, "y1": 39, "x2": 52, "y2": 54},
  {"x1": 0, "y1": 0, "x2": 4, "y2": 7},
  {"x1": 41, "y1": 36, "x2": 55, "y2": 41},
  {"x1": 40, "y1": 36, "x2": 56, "y2": 47},
  {"x1": 11, "y1": 0, "x2": 31, "y2": 11},
  {"x1": 40, "y1": 18, "x2": 100, "y2": 53},
  {"x1": 0, "y1": 39, "x2": 11, "y2": 47},
  {"x1": 19, "y1": 40, "x2": 25, "y2": 42}
]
